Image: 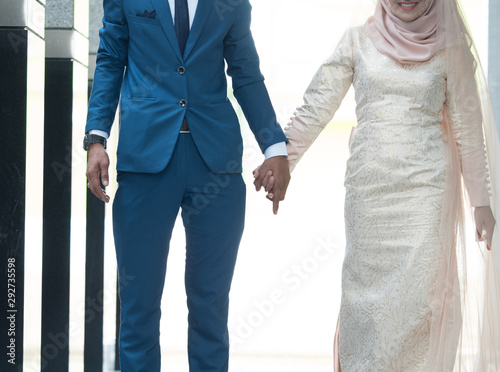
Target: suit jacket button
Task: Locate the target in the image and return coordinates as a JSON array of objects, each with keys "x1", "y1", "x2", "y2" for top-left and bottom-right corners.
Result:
[
  {"x1": 178, "y1": 66, "x2": 185, "y2": 75},
  {"x1": 179, "y1": 99, "x2": 187, "y2": 107}
]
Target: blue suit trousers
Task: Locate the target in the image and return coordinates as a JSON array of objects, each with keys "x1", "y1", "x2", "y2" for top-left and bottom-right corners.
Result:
[{"x1": 113, "y1": 133, "x2": 246, "y2": 371}]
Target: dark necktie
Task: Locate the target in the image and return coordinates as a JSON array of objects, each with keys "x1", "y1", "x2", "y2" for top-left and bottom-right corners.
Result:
[{"x1": 175, "y1": 0, "x2": 190, "y2": 56}]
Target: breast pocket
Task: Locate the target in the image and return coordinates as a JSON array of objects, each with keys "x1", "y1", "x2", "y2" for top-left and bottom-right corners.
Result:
[
  {"x1": 126, "y1": 13, "x2": 163, "y2": 55},
  {"x1": 127, "y1": 13, "x2": 161, "y2": 26}
]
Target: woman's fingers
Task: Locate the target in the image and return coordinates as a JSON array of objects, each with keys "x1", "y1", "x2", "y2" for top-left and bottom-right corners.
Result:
[
  {"x1": 260, "y1": 170, "x2": 273, "y2": 191},
  {"x1": 265, "y1": 176, "x2": 275, "y2": 192},
  {"x1": 474, "y1": 206, "x2": 496, "y2": 250},
  {"x1": 477, "y1": 226, "x2": 494, "y2": 250},
  {"x1": 487, "y1": 220, "x2": 495, "y2": 250}
]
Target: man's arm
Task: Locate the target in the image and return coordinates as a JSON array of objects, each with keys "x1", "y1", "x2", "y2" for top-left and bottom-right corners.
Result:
[
  {"x1": 85, "y1": 0, "x2": 129, "y2": 202},
  {"x1": 223, "y1": 0, "x2": 290, "y2": 213},
  {"x1": 86, "y1": 0, "x2": 128, "y2": 134}
]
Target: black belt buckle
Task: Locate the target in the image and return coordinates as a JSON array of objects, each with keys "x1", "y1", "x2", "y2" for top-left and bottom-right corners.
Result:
[{"x1": 180, "y1": 118, "x2": 189, "y2": 132}]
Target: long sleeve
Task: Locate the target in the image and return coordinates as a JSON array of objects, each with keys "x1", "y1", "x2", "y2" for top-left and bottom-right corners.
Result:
[
  {"x1": 285, "y1": 28, "x2": 354, "y2": 172},
  {"x1": 223, "y1": 0, "x2": 287, "y2": 153},
  {"x1": 445, "y1": 54, "x2": 491, "y2": 207},
  {"x1": 86, "y1": 0, "x2": 129, "y2": 134}
]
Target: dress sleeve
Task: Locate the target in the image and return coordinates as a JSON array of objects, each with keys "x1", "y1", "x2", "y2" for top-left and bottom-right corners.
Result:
[
  {"x1": 285, "y1": 27, "x2": 354, "y2": 172},
  {"x1": 445, "y1": 53, "x2": 491, "y2": 207}
]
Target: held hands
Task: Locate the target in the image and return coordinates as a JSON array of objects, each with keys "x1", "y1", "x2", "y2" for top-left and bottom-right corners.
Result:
[
  {"x1": 253, "y1": 156, "x2": 290, "y2": 215},
  {"x1": 474, "y1": 206, "x2": 496, "y2": 250},
  {"x1": 86, "y1": 143, "x2": 111, "y2": 203}
]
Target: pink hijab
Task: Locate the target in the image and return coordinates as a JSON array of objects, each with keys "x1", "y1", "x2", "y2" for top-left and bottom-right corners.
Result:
[{"x1": 367, "y1": 0, "x2": 444, "y2": 64}]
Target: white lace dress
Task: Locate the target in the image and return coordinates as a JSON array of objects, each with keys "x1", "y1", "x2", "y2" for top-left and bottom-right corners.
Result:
[{"x1": 285, "y1": 25, "x2": 490, "y2": 371}]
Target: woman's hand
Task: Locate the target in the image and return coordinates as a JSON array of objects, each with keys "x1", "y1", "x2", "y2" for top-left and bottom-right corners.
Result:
[{"x1": 474, "y1": 206, "x2": 496, "y2": 250}]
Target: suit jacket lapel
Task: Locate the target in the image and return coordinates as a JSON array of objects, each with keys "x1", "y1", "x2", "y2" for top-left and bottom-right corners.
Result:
[
  {"x1": 183, "y1": 0, "x2": 213, "y2": 60},
  {"x1": 149, "y1": 0, "x2": 183, "y2": 61}
]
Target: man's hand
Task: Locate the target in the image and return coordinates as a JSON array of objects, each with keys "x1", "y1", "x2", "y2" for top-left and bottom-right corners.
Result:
[
  {"x1": 253, "y1": 156, "x2": 290, "y2": 215},
  {"x1": 474, "y1": 206, "x2": 496, "y2": 250},
  {"x1": 86, "y1": 143, "x2": 111, "y2": 203}
]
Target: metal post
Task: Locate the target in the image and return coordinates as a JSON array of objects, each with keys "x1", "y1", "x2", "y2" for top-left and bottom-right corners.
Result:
[{"x1": 0, "y1": 1, "x2": 45, "y2": 371}]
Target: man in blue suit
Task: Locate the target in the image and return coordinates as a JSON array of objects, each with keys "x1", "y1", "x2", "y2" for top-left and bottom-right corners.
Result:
[{"x1": 84, "y1": 0, "x2": 289, "y2": 371}]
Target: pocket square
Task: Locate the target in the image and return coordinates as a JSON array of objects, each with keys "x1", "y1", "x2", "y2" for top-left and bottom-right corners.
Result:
[{"x1": 137, "y1": 9, "x2": 157, "y2": 18}]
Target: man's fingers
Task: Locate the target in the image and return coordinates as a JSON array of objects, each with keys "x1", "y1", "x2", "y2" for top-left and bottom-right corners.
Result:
[
  {"x1": 254, "y1": 156, "x2": 290, "y2": 215},
  {"x1": 273, "y1": 198, "x2": 280, "y2": 215},
  {"x1": 88, "y1": 180, "x2": 100, "y2": 201},
  {"x1": 88, "y1": 169, "x2": 109, "y2": 203},
  {"x1": 89, "y1": 170, "x2": 100, "y2": 194},
  {"x1": 86, "y1": 146, "x2": 111, "y2": 203},
  {"x1": 271, "y1": 189, "x2": 287, "y2": 214},
  {"x1": 101, "y1": 168, "x2": 109, "y2": 187},
  {"x1": 91, "y1": 179, "x2": 106, "y2": 202},
  {"x1": 97, "y1": 173, "x2": 110, "y2": 202},
  {"x1": 95, "y1": 186, "x2": 110, "y2": 203},
  {"x1": 272, "y1": 191, "x2": 286, "y2": 214}
]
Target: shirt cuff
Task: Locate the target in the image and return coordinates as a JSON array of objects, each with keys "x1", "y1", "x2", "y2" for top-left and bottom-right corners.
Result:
[
  {"x1": 89, "y1": 129, "x2": 109, "y2": 139},
  {"x1": 264, "y1": 141, "x2": 288, "y2": 160}
]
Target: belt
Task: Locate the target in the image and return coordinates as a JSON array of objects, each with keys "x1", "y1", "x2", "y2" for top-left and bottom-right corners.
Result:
[{"x1": 180, "y1": 118, "x2": 190, "y2": 133}]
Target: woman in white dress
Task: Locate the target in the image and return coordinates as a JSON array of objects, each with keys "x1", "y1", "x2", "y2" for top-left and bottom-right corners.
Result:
[{"x1": 257, "y1": 0, "x2": 500, "y2": 370}]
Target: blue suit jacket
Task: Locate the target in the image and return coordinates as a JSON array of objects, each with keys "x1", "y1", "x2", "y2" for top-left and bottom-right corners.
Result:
[{"x1": 86, "y1": 0, "x2": 287, "y2": 174}]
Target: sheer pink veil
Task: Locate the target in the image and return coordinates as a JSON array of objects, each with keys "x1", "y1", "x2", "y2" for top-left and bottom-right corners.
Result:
[
  {"x1": 361, "y1": 0, "x2": 500, "y2": 371},
  {"x1": 433, "y1": 0, "x2": 500, "y2": 369}
]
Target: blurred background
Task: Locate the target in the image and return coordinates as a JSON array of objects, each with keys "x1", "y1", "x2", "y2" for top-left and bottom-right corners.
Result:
[{"x1": 0, "y1": 0, "x2": 497, "y2": 371}]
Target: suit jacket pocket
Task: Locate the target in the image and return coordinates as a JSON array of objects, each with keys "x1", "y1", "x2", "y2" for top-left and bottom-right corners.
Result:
[
  {"x1": 209, "y1": 98, "x2": 230, "y2": 104},
  {"x1": 123, "y1": 96, "x2": 156, "y2": 101},
  {"x1": 127, "y1": 13, "x2": 160, "y2": 26}
]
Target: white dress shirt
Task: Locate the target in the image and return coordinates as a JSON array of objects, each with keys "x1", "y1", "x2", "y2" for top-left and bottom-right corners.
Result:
[
  {"x1": 169, "y1": 0, "x2": 198, "y2": 27},
  {"x1": 91, "y1": 0, "x2": 287, "y2": 159}
]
